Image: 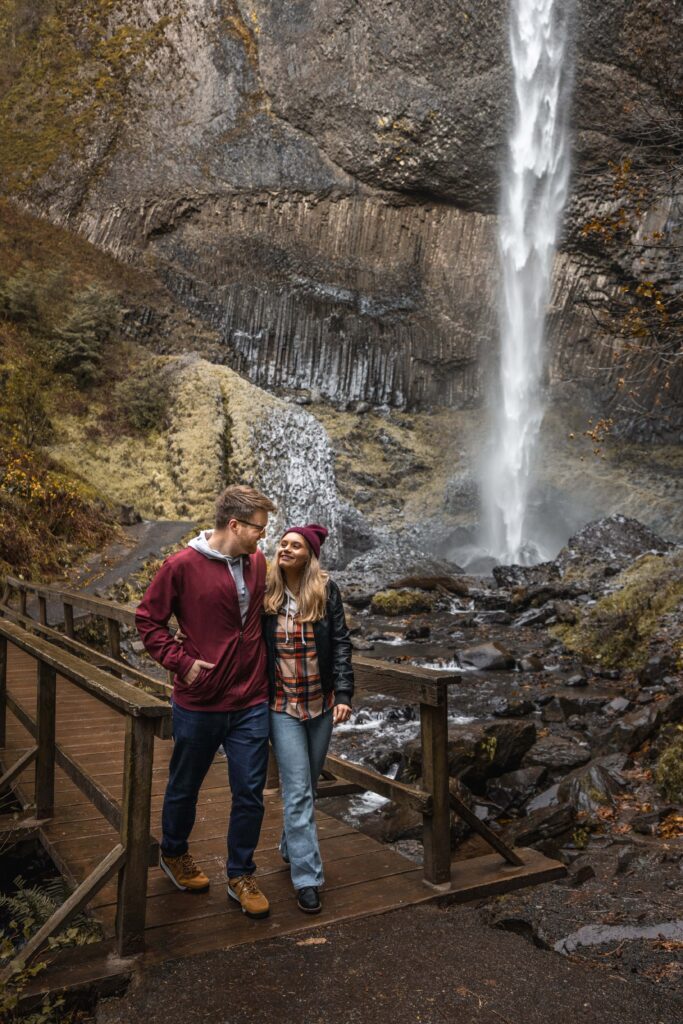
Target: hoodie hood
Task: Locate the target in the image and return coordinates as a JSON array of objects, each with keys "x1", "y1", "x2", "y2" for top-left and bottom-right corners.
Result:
[{"x1": 188, "y1": 530, "x2": 243, "y2": 564}]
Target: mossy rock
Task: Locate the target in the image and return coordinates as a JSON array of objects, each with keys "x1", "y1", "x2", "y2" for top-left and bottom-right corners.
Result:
[
  {"x1": 370, "y1": 588, "x2": 436, "y2": 616},
  {"x1": 656, "y1": 731, "x2": 683, "y2": 803},
  {"x1": 552, "y1": 550, "x2": 683, "y2": 670}
]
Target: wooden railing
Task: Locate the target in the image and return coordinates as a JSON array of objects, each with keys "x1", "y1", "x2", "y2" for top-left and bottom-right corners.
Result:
[
  {"x1": 0, "y1": 576, "x2": 522, "y2": 903},
  {"x1": 0, "y1": 617, "x2": 171, "y2": 981}
]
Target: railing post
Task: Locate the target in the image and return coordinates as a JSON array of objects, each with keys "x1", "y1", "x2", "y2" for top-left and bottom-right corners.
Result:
[
  {"x1": 38, "y1": 595, "x2": 48, "y2": 626},
  {"x1": 35, "y1": 660, "x2": 57, "y2": 818},
  {"x1": 0, "y1": 635, "x2": 7, "y2": 748},
  {"x1": 107, "y1": 618, "x2": 122, "y2": 677},
  {"x1": 63, "y1": 602, "x2": 75, "y2": 638},
  {"x1": 116, "y1": 715, "x2": 154, "y2": 956},
  {"x1": 19, "y1": 589, "x2": 27, "y2": 617},
  {"x1": 420, "y1": 681, "x2": 451, "y2": 887}
]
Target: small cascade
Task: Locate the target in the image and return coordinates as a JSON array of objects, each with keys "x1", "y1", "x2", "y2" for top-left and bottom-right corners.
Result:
[{"x1": 482, "y1": 0, "x2": 573, "y2": 564}]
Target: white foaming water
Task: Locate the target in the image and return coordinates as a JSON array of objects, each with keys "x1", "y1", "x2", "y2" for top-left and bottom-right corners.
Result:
[{"x1": 482, "y1": 0, "x2": 572, "y2": 565}]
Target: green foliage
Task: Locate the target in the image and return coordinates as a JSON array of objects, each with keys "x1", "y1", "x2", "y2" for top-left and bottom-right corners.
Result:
[
  {"x1": 656, "y1": 729, "x2": 683, "y2": 803},
  {"x1": 52, "y1": 284, "x2": 120, "y2": 388},
  {"x1": 0, "y1": 366, "x2": 53, "y2": 447},
  {"x1": 0, "y1": 875, "x2": 101, "y2": 1023}
]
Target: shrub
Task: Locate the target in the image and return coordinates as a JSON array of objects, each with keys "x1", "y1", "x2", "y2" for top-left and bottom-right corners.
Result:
[
  {"x1": 52, "y1": 284, "x2": 120, "y2": 388},
  {"x1": 656, "y1": 730, "x2": 683, "y2": 803},
  {"x1": 113, "y1": 364, "x2": 170, "y2": 433},
  {"x1": 0, "y1": 365, "x2": 52, "y2": 447},
  {"x1": 370, "y1": 589, "x2": 436, "y2": 615}
]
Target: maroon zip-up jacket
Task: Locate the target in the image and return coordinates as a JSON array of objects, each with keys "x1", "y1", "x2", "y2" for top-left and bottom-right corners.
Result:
[{"x1": 135, "y1": 547, "x2": 268, "y2": 712}]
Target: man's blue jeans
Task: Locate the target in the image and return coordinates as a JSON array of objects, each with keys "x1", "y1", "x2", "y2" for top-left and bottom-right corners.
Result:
[
  {"x1": 269, "y1": 708, "x2": 333, "y2": 889},
  {"x1": 162, "y1": 701, "x2": 269, "y2": 878}
]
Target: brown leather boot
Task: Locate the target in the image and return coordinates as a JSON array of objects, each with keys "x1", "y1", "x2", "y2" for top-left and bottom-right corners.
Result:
[
  {"x1": 159, "y1": 851, "x2": 210, "y2": 893},
  {"x1": 228, "y1": 875, "x2": 270, "y2": 918}
]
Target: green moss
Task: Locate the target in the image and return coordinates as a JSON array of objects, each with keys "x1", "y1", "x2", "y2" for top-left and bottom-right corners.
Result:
[
  {"x1": 370, "y1": 589, "x2": 436, "y2": 616},
  {"x1": 656, "y1": 730, "x2": 683, "y2": 803},
  {"x1": 553, "y1": 551, "x2": 683, "y2": 670}
]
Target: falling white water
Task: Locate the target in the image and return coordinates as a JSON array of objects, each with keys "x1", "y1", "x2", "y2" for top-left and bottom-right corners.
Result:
[{"x1": 482, "y1": 0, "x2": 572, "y2": 564}]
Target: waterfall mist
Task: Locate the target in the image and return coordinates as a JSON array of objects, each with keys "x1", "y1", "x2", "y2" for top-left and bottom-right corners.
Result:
[{"x1": 481, "y1": 0, "x2": 573, "y2": 565}]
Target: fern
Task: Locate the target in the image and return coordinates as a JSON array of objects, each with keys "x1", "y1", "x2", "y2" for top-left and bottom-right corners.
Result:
[{"x1": 0, "y1": 875, "x2": 102, "y2": 960}]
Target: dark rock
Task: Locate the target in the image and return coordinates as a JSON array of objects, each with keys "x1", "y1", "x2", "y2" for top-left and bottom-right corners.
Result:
[
  {"x1": 604, "y1": 696, "x2": 632, "y2": 715},
  {"x1": 524, "y1": 735, "x2": 592, "y2": 772},
  {"x1": 493, "y1": 562, "x2": 561, "y2": 590},
  {"x1": 404, "y1": 622, "x2": 430, "y2": 640},
  {"x1": 556, "y1": 515, "x2": 672, "y2": 584},
  {"x1": 541, "y1": 699, "x2": 565, "y2": 724},
  {"x1": 486, "y1": 766, "x2": 548, "y2": 812},
  {"x1": 615, "y1": 846, "x2": 637, "y2": 874},
  {"x1": 116, "y1": 504, "x2": 141, "y2": 526},
  {"x1": 631, "y1": 806, "x2": 676, "y2": 836},
  {"x1": 388, "y1": 574, "x2": 468, "y2": 596},
  {"x1": 502, "y1": 803, "x2": 574, "y2": 849},
  {"x1": 509, "y1": 583, "x2": 587, "y2": 613},
  {"x1": 592, "y1": 702, "x2": 661, "y2": 756},
  {"x1": 556, "y1": 756, "x2": 627, "y2": 816},
  {"x1": 564, "y1": 674, "x2": 588, "y2": 688},
  {"x1": 594, "y1": 668, "x2": 621, "y2": 680},
  {"x1": 526, "y1": 784, "x2": 560, "y2": 813},
  {"x1": 402, "y1": 719, "x2": 537, "y2": 790},
  {"x1": 559, "y1": 694, "x2": 609, "y2": 718},
  {"x1": 458, "y1": 642, "x2": 516, "y2": 671},
  {"x1": 490, "y1": 697, "x2": 534, "y2": 718},
  {"x1": 351, "y1": 636, "x2": 375, "y2": 651},
  {"x1": 476, "y1": 610, "x2": 513, "y2": 625},
  {"x1": 518, "y1": 654, "x2": 544, "y2": 672},
  {"x1": 342, "y1": 590, "x2": 374, "y2": 608},
  {"x1": 365, "y1": 745, "x2": 402, "y2": 775},
  {"x1": 556, "y1": 859, "x2": 596, "y2": 888},
  {"x1": 513, "y1": 605, "x2": 554, "y2": 628}
]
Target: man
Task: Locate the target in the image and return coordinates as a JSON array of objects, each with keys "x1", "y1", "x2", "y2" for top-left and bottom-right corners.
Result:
[{"x1": 136, "y1": 484, "x2": 276, "y2": 919}]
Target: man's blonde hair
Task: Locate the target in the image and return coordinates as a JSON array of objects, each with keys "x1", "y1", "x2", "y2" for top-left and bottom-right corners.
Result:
[{"x1": 215, "y1": 484, "x2": 276, "y2": 529}]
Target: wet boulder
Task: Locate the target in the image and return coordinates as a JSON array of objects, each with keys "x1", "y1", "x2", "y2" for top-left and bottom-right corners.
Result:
[
  {"x1": 490, "y1": 697, "x2": 535, "y2": 718},
  {"x1": 388, "y1": 574, "x2": 470, "y2": 597},
  {"x1": 592, "y1": 702, "x2": 661, "y2": 756},
  {"x1": 523, "y1": 735, "x2": 592, "y2": 772},
  {"x1": 558, "y1": 694, "x2": 610, "y2": 718},
  {"x1": 457, "y1": 641, "x2": 516, "y2": 671},
  {"x1": 486, "y1": 766, "x2": 548, "y2": 812},
  {"x1": 493, "y1": 562, "x2": 561, "y2": 590},
  {"x1": 402, "y1": 719, "x2": 537, "y2": 790},
  {"x1": 556, "y1": 755, "x2": 628, "y2": 816},
  {"x1": 501, "y1": 802, "x2": 574, "y2": 851},
  {"x1": 403, "y1": 621, "x2": 430, "y2": 640}
]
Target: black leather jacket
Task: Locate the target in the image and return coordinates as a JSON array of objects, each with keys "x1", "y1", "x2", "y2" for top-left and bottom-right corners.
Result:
[{"x1": 263, "y1": 579, "x2": 354, "y2": 707}]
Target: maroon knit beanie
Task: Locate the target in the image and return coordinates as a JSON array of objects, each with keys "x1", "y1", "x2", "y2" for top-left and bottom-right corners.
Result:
[{"x1": 281, "y1": 523, "x2": 329, "y2": 560}]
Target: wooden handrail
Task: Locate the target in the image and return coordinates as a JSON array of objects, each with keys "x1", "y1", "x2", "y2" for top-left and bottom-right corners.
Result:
[
  {"x1": 0, "y1": 617, "x2": 169, "y2": 966},
  {"x1": 0, "y1": 619, "x2": 169, "y2": 724},
  {"x1": 5, "y1": 576, "x2": 137, "y2": 627}
]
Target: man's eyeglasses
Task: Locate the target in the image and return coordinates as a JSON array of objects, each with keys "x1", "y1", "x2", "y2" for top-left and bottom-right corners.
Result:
[{"x1": 234, "y1": 518, "x2": 267, "y2": 536}]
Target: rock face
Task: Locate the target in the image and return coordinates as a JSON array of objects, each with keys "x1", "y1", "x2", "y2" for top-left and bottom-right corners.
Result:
[{"x1": 4, "y1": 1, "x2": 681, "y2": 434}]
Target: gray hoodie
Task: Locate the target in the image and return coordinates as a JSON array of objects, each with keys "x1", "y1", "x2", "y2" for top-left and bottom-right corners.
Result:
[{"x1": 188, "y1": 530, "x2": 250, "y2": 623}]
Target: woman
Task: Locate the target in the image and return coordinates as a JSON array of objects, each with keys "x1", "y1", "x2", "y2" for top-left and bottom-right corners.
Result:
[{"x1": 264, "y1": 522, "x2": 354, "y2": 914}]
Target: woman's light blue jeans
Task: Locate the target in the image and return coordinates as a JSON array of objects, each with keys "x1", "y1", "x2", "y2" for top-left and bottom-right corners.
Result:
[{"x1": 269, "y1": 708, "x2": 334, "y2": 890}]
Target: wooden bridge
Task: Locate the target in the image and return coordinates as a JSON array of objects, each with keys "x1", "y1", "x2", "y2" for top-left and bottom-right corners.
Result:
[{"x1": 0, "y1": 577, "x2": 563, "y2": 1001}]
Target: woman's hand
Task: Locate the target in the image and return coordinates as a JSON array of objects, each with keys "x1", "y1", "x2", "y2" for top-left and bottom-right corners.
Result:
[
  {"x1": 333, "y1": 703, "x2": 352, "y2": 725},
  {"x1": 173, "y1": 628, "x2": 187, "y2": 645}
]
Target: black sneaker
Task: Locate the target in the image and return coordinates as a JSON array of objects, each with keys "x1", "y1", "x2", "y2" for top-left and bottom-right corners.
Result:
[{"x1": 297, "y1": 886, "x2": 321, "y2": 914}]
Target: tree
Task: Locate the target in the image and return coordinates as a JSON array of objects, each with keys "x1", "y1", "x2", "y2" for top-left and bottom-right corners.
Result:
[{"x1": 52, "y1": 284, "x2": 120, "y2": 388}]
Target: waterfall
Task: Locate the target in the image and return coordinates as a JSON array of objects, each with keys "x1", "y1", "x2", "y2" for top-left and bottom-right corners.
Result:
[{"x1": 482, "y1": 0, "x2": 572, "y2": 565}]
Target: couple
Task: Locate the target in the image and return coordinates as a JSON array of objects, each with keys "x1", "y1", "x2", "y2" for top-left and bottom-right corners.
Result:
[{"x1": 135, "y1": 484, "x2": 354, "y2": 918}]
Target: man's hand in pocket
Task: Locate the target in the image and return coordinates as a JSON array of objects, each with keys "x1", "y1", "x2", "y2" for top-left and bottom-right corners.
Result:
[{"x1": 183, "y1": 659, "x2": 215, "y2": 686}]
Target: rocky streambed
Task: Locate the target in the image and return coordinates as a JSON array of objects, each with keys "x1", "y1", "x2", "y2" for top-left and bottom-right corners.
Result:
[{"x1": 317, "y1": 513, "x2": 683, "y2": 992}]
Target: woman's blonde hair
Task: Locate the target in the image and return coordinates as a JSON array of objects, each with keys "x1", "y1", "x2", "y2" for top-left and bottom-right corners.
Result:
[{"x1": 264, "y1": 541, "x2": 329, "y2": 621}]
